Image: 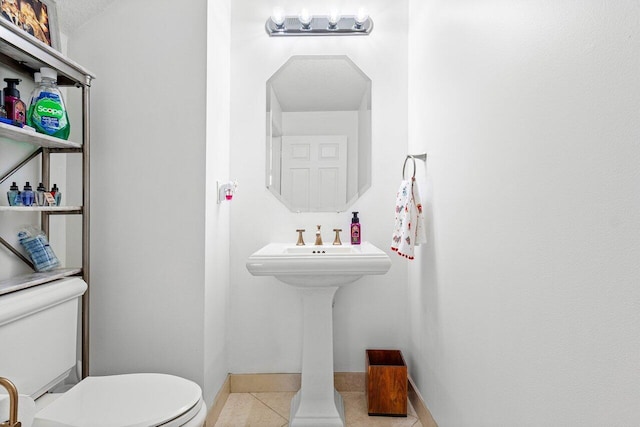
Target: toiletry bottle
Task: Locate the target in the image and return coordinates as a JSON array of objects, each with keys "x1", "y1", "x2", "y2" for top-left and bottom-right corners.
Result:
[
  {"x1": 21, "y1": 182, "x2": 34, "y2": 206},
  {"x1": 26, "y1": 72, "x2": 41, "y2": 118},
  {"x1": 3, "y1": 78, "x2": 26, "y2": 124},
  {"x1": 36, "y1": 182, "x2": 46, "y2": 206},
  {"x1": 351, "y1": 211, "x2": 361, "y2": 245},
  {"x1": 50, "y1": 184, "x2": 61, "y2": 206},
  {"x1": 7, "y1": 181, "x2": 20, "y2": 206},
  {"x1": 28, "y1": 68, "x2": 70, "y2": 139},
  {"x1": 0, "y1": 93, "x2": 7, "y2": 118}
]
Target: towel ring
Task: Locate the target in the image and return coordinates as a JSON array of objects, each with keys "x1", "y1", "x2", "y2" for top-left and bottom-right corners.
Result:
[{"x1": 402, "y1": 153, "x2": 427, "y2": 180}]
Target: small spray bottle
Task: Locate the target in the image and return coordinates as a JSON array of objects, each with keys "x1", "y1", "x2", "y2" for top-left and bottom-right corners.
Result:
[
  {"x1": 7, "y1": 181, "x2": 20, "y2": 206},
  {"x1": 36, "y1": 182, "x2": 46, "y2": 206},
  {"x1": 21, "y1": 182, "x2": 34, "y2": 206},
  {"x1": 350, "y1": 212, "x2": 361, "y2": 245},
  {"x1": 50, "y1": 183, "x2": 61, "y2": 206}
]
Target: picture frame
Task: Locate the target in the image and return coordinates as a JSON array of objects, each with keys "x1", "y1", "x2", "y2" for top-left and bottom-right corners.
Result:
[{"x1": 1, "y1": 0, "x2": 60, "y2": 51}]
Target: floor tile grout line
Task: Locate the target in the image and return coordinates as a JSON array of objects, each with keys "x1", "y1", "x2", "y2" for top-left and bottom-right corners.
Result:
[
  {"x1": 216, "y1": 393, "x2": 288, "y2": 427},
  {"x1": 250, "y1": 393, "x2": 289, "y2": 424},
  {"x1": 250, "y1": 392, "x2": 292, "y2": 421}
]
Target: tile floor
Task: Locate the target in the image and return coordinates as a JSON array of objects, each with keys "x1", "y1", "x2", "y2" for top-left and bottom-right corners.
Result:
[{"x1": 214, "y1": 391, "x2": 423, "y2": 427}]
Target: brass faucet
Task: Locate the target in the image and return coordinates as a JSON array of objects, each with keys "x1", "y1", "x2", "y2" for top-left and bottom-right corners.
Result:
[
  {"x1": 0, "y1": 377, "x2": 21, "y2": 427},
  {"x1": 315, "y1": 225, "x2": 323, "y2": 245},
  {"x1": 296, "y1": 229, "x2": 305, "y2": 246}
]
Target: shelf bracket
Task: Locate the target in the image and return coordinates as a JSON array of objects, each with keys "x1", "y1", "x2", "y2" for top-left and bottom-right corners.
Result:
[
  {"x1": 0, "y1": 235, "x2": 34, "y2": 270},
  {"x1": 0, "y1": 147, "x2": 42, "y2": 185},
  {"x1": 49, "y1": 147, "x2": 83, "y2": 154}
]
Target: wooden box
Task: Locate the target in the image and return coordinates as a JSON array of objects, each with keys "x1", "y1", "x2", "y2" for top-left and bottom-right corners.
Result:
[{"x1": 365, "y1": 349, "x2": 408, "y2": 416}]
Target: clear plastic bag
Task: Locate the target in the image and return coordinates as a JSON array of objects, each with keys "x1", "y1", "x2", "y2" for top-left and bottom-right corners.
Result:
[{"x1": 18, "y1": 226, "x2": 60, "y2": 272}]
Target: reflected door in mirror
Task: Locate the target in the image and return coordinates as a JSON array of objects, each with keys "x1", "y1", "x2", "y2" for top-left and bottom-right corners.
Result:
[{"x1": 281, "y1": 135, "x2": 347, "y2": 212}]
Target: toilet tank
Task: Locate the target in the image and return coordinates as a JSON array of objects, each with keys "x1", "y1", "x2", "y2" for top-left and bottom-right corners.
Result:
[{"x1": 0, "y1": 278, "x2": 87, "y2": 398}]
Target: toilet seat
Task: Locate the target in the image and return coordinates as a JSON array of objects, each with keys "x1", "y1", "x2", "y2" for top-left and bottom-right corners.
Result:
[{"x1": 32, "y1": 373, "x2": 205, "y2": 427}]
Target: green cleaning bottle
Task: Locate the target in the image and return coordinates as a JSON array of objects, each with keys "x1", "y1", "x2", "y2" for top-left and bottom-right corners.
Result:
[{"x1": 27, "y1": 67, "x2": 70, "y2": 140}]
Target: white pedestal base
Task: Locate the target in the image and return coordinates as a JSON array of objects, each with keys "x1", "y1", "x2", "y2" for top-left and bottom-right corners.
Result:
[
  {"x1": 289, "y1": 286, "x2": 345, "y2": 427},
  {"x1": 289, "y1": 388, "x2": 345, "y2": 427}
]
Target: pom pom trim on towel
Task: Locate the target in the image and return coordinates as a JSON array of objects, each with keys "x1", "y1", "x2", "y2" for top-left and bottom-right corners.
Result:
[{"x1": 391, "y1": 247, "x2": 414, "y2": 260}]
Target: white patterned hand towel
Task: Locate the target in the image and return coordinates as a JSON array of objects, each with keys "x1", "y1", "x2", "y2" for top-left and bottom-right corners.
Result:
[{"x1": 391, "y1": 178, "x2": 426, "y2": 259}]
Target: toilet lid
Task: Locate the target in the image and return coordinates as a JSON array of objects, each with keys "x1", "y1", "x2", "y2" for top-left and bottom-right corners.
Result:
[{"x1": 33, "y1": 373, "x2": 203, "y2": 427}]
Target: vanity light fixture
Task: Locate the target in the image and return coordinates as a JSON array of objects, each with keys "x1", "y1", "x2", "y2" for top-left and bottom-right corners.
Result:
[
  {"x1": 298, "y1": 8, "x2": 313, "y2": 30},
  {"x1": 266, "y1": 8, "x2": 373, "y2": 36},
  {"x1": 271, "y1": 7, "x2": 286, "y2": 30},
  {"x1": 354, "y1": 8, "x2": 369, "y2": 30},
  {"x1": 328, "y1": 10, "x2": 341, "y2": 30}
]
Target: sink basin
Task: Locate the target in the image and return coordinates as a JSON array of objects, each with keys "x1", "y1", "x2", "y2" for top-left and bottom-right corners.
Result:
[{"x1": 246, "y1": 242, "x2": 392, "y2": 287}]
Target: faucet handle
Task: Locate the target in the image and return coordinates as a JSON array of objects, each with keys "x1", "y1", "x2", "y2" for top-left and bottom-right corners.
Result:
[
  {"x1": 296, "y1": 229, "x2": 306, "y2": 246},
  {"x1": 0, "y1": 377, "x2": 20, "y2": 427},
  {"x1": 332, "y1": 229, "x2": 342, "y2": 245}
]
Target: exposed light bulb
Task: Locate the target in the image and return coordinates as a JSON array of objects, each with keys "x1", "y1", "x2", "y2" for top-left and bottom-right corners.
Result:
[
  {"x1": 328, "y1": 10, "x2": 341, "y2": 29},
  {"x1": 355, "y1": 7, "x2": 369, "y2": 28},
  {"x1": 265, "y1": 6, "x2": 373, "y2": 35},
  {"x1": 271, "y1": 7, "x2": 285, "y2": 28},
  {"x1": 298, "y1": 8, "x2": 312, "y2": 29}
]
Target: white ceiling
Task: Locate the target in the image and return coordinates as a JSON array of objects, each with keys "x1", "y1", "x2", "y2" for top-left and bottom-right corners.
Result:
[{"x1": 54, "y1": 0, "x2": 118, "y2": 35}]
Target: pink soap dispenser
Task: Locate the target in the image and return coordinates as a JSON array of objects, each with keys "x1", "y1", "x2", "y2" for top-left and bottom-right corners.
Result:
[
  {"x1": 350, "y1": 212, "x2": 361, "y2": 245},
  {"x1": 3, "y1": 78, "x2": 26, "y2": 125}
]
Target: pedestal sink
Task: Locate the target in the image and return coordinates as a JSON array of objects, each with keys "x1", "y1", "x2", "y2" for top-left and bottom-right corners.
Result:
[{"x1": 246, "y1": 242, "x2": 391, "y2": 426}]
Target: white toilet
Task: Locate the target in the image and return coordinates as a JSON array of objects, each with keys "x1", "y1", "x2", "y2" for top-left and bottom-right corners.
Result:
[{"x1": 0, "y1": 277, "x2": 207, "y2": 427}]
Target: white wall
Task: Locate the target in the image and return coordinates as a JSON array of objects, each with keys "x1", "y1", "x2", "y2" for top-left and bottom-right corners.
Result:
[
  {"x1": 67, "y1": 0, "x2": 228, "y2": 405},
  {"x1": 408, "y1": 1, "x2": 640, "y2": 425},
  {"x1": 229, "y1": 0, "x2": 409, "y2": 373},
  {"x1": 204, "y1": 0, "x2": 231, "y2": 406}
]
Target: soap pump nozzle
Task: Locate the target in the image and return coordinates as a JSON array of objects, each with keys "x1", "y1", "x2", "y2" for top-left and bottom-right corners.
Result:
[{"x1": 3, "y1": 78, "x2": 22, "y2": 98}]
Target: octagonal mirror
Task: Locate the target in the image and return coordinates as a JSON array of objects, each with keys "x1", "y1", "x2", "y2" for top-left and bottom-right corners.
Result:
[{"x1": 266, "y1": 55, "x2": 372, "y2": 212}]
